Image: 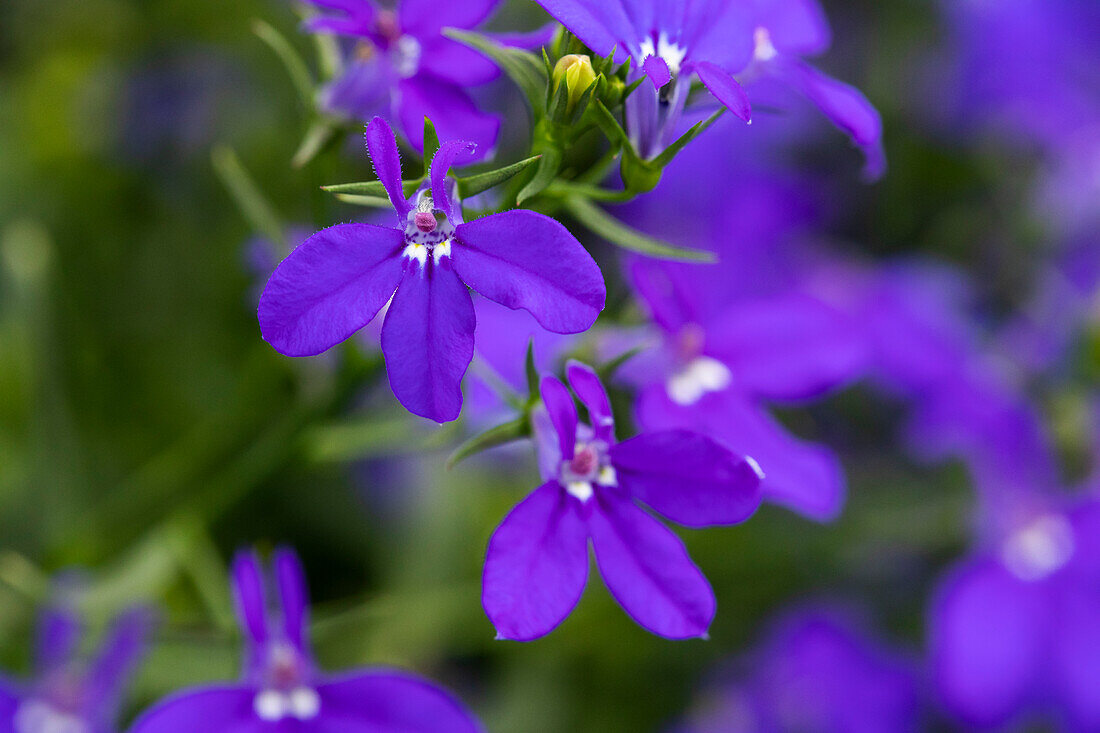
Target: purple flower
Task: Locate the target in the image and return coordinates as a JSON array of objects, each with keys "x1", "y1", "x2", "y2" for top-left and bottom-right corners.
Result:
[
  {"x1": 130, "y1": 548, "x2": 482, "y2": 733},
  {"x1": 482, "y1": 361, "x2": 763, "y2": 641},
  {"x1": 677, "y1": 606, "x2": 920, "y2": 732},
  {"x1": 304, "y1": 0, "x2": 505, "y2": 155},
  {"x1": 535, "y1": 0, "x2": 883, "y2": 174},
  {"x1": 258, "y1": 117, "x2": 605, "y2": 422},
  {"x1": 0, "y1": 605, "x2": 150, "y2": 733}
]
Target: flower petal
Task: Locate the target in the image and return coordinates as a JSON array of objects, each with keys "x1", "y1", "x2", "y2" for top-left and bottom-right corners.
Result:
[
  {"x1": 930, "y1": 558, "x2": 1047, "y2": 728},
  {"x1": 609, "y1": 430, "x2": 762, "y2": 527},
  {"x1": 565, "y1": 360, "x2": 615, "y2": 443},
  {"x1": 35, "y1": 606, "x2": 80, "y2": 674},
  {"x1": 636, "y1": 386, "x2": 845, "y2": 521},
  {"x1": 274, "y1": 548, "x2": 310, "y2": 651},
  {"x1": 320, "y1": 57, "x2": 394, "y2": 125},
  {"x1": 380, "y1": 259, "x2": 474, "y2": 422},
  {"x1": 483, "y1": 482, "x2": 589, "y2": 641},
  {"x1": 589, "y1": 495, "x2": 715, "y2": 639},
  {"x1": 127, "y1": 686, "x2": 259, "y2": 733},
  {"x1": 431, "y1": 140, "x2": 478, "y2": 222},
  {"x1": 366, "y1": 117, "x2": 413, "y2": 220},
  {"x1": 0, "y1": 678, "x2": 21, "y2": 721},
  {"x1": 86, "y1": 608, "x2": 151, "y2": 706},
  {"x1": 694, "y1": 61, "x2": 751, "y2": 121},
  {"x1": 533, "y1": 0, "x2": 633, "y2": 59},
  {"x1": 417, "y1": 38, "x2": 499, "y2": 86},
  {"x1": 399, "y1": 0, "x2": 499, "y2": 38},
  {"x1": 703, "y1": 295, "x2": 866, "y2": 402},
  {"x1": 754, "y1": 0, "x2": 832, "y2": 56},
  {"x1": 396, "y1": 77, "x2": 500, "y2": 157},
  {"x1": 230, "y1": 550, "x2": 268, "y2": 646},
  {"x1": 453, "y1": 211, "x2": 605, "y2": 333},
  {"x1": 1053, "y1": 588, "x2": 1100, "y2": 731},
  {"x1": 258, "y1": 224, "x2": 405, "y2": 357},
  {"x1": 642, "y1": 55, "x2": 671, "y2": 89},
  {"x1": 317, "y1": 671, "x2": 483, "y2": 733},
  {"x1": 540, "y1": 375, "x2": 577, "y2": 461}
]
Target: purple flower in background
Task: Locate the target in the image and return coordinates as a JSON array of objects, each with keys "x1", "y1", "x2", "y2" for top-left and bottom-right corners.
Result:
[
  {"x1": 304, "y1": 0, "x2": 506, "y2": 155},
  {"x1": 0, "y1": 605, "x2": 149, "y2": 733},
  {"x1": 131, "y1": 548, "x2": 482, "y2": 733},
  {"x1": 258, "y1": 117, "x2": 605, "y2": 422},
  {"x1": 482, "y1": 361, "x2": 762, "y2": 641},
  {"x1": 535, "y1": 0, "x2": 883, "y2": 173},
  {"x1": 677, "y1": 606, "x2": 920, "y2": 732}
]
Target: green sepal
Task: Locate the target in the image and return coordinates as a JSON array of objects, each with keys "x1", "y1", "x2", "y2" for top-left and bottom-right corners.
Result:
[
  {"x1": 650, "y1": 108, "x2": 726, "y2": 169},
  {"x1": 456, "y1": 155, "x2": 542, "y2": 199},
  {"x1": 524, "y1": 339, "x2": 539, "y2": 401},
  {"x1": 565, "y1": 196, "x2": 716, "y2": 263},
  {"x1": 446, "y1": 416, "x2": 530, "y2": 469},
  {"x1": 422, "y1": 117, "x2": 441, "y2": 178},
  {"x1": 517, "y1": 148, "x2": 563, "y2": 205},
  {"x1": 597, "y1": 344, "x2": 647, "y2": 383},
  {"x1": 323, "y1": 178, "x2": 423, "y2": 198},
  {"x1": 444, "y1": 29, "x2": 547, "y2": 113}
]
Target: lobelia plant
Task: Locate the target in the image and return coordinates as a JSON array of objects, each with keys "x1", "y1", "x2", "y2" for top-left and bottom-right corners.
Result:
[
  {"x1": 482, "y1": 361, "x2": 763, "y2": 641},
  {"x1": 129, "y1": 548, "x2": 483, "y2": 732}
]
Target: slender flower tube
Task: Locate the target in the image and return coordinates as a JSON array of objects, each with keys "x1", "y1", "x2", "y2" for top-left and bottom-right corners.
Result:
[
  {"x1": 482, "y1": 361, "x2": 763, "y2": 641},
  {"x1": 129, "y1": 548, "x2": 483, "y2": 733},
  {"x1": 258, "y1": 116, "x2": 606, "y2": 423}
]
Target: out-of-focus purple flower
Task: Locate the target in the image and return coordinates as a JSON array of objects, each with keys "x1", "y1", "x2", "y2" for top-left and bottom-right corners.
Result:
[
  {"x1": 0, "y1": 605, "x2": 150, "y2": 733},
  {"x1": 677, "y1": 606, "x2": 920, "y2": 733},
  {"x1": 482, "y1": 362, "x2": 762, "y2": 641},
  {"x1": 130, "y1": 548, "x2": 482, "y2": 733},
  {"x1": 258, "y1": 117, "x2": 605, "y2": 422},
  {"x1": 535, "y1": 0, "x2": 883, "y2": 174},
  {"x1": 303, "y1": 0, "x2": 505, "y2": 155}
]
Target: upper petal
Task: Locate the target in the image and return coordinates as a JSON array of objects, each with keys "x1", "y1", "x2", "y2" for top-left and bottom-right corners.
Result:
[
  {"x1": 396, "y1": 77, "x2": 500, "y2": 158},
  {"x1": 1053, "y1": 587, "x2": 1100, "y2": 731},
  {"x1": 274, "y1": 547, "x2": 310, "y2": 651},
  {"x1": 230, "y1": 550, "x2": 269, "y2": 647},
  {"x1": 609, "y1": 430, "x2": 762, "y2": 527},
  {"x1": 399, "y1": 0, "x2": 499, "y2": 38},
  {"x1": 694, "y1": 61, "x2": 751, "y2": 121},
  {"x1": 365, "y1": 117, "x2": 414, "y2": 220},
  {"x1": 540, "y1": 375, "x2": 578, "y2": 461},
  {"x1": 35, "y1": 606, "x2": 80, "y2": 675},
  {"x1": 588, "y1": 495, "x2": 715, "y2": 639},
  {"x1": 704, "y1": 295, "x2": 867, "y2": 402},
  {"x1": 417, "y1": 37, "x2": 500, "y2": 86},
  {"x1": 453, "y1": 210, "x2": 605, "y2": 334},
  {"x1": 317, "y1": 670, "x2": 483, "y2": 733},
  {"x1": 483, "y1": 482, "x2": 590, "y2": 641},
  {"x1": 930, "y1": 557, "x2": 1048, "y2": 729},
  {"x1": 127, "y1": 686, "x2": 259, "y2": 733},
  {"x1": 85, "y1": 608, "x2": 151, "y2": 708},
  {"x1": 431, "y1": 139, "x2": 478, "y2": 222},
  {"x1": 534, "y1": 0, "x2": 634, "y2": 59},
  {"x1": 381, "y1": 259, "x2": 475, "y2": 422},
  {"x1": 565, "y1": 360, "x2": 615, "y2": 443},
  {"x1": 258, "y1": 224, "x2": 405, "y2": 357}
]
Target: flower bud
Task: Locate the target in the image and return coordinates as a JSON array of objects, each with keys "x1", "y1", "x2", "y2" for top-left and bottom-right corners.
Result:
[{"x1": 552, "y1": 54, "x2": 597, "y2": 113}]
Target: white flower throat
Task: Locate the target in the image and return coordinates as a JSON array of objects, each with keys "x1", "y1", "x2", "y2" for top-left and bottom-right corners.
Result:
[
  {"x1": 252, "y1": 641, "x2": 321, "y2": 723},
  {"x1": 638, "y1": 32, "x2": 687, "y2": 78},
  {"x1": 560, "y1": 441, "x2": 617, "y2": 502},
  {"x1": 403, "y1": 193, "x2": 454, "y2": 267}
]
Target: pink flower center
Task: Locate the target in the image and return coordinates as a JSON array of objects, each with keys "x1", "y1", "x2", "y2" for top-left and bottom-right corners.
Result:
[
  {"x1": 414, "y1": 211, "x2": 437, "y2": 233},
  {"x1": 374, "y1": 10, "x2": 400, "y2": 43},
  {"x1": 569, "y1": 446, "x2": 599, "y2": 477}
]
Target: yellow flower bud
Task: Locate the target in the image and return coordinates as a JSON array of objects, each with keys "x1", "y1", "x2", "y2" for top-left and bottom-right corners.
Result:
[{"x1": 552, "y1": 54, "x2": 598, "y2": 112}]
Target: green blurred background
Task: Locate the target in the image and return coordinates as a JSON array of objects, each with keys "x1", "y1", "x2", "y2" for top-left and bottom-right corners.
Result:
[{"x1": 0, "y1": 0, "x2": 1032, "y2": 730}]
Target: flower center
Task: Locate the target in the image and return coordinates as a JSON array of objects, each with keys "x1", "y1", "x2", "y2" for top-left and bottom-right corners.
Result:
[
  {"x1": 14, "y1": 700, "x2": 90, "y2": 733},
  {"x1": 403, "y1": 193, "x2": 454, "y2": 267},
  {"x1": 253, "y1": 642, "x2": 321, "y2": 723},
  {"x1": 1000, "y1": 514, "x2": 1075, "y2": 581},
  {"x1": 560, "y1": 442, "x2": 616, "y2": 502},
  {"x1": 667, "y1": 356, "x2": 732, "y2": 406},
  {"x1": 753, "y1": 27, "x2": 778, "y2": 63}
]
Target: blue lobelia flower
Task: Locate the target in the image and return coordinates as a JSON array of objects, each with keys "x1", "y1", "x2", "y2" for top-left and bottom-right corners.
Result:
[
  {"x1": 130, "y1": 548, "x2": 483, "y2": 733},
  {"x1": 0, "y1": 604, "x2": 150, "y2": 733},
  {"x1": 303, "y1": 0, "x2": 508, "y2": 156},
  {"x1": 258, "y1": 116, "x2": 606, "y2": 423},
  {"x1": 482, "y1": 361, "x2": 763, "y2": 641},
  {"x1": 534, "y1": 0, "x2": 883, "y2": 174}
]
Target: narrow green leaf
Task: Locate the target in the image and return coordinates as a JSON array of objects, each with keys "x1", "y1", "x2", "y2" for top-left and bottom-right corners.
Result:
[
  {"x1": 332, "y1": 193, "x2": 394, "y2": 208},
  {"x1": 565, "y1": 196, "x2": 716, "y2": 263},
  {"x1": 569, "y1": 76, "x2": 601, "y2": 123},
  {"x1": 323, "y1": 178, "x2": 423, "y2": 197},
  {"x1": 444, "y1": 28, "x2": 547, "y2": 112},
  {"x1": 446, "y1": 417, "x2": 530, "y2": 469},
  {"x1": 598, "y1": 344, "x2": 648, "y2": 382},
  {"x1": 547, "y1": 74, "x2": 572, "y2": 122},
  {"x1": 591, "y1": 99, "x2": 630, "y2": 151},
  {"x1": 651, "y1": 108, "x2": 726, "y2": 169},
  {"x1": 525, "y1": 339, "x2": 539, "y2": 399},
  {"x1": 422, "y1": 117, "x2": 441, "y2": 178},
  {"x1": 456, "y1": 155, "x2": 542, "y2": 198},
  {"x1": 211, "y1": 146, "x2": 285, "y2": 248},
  {"x1": 292, "y1": 118, "x2": 343, "y2": 169},
  {"x1": 252, "y1": 19, "x2": 314, "y2": 109},
  {"x1": 517, "y1": 148, "x2": 563, "y2": 205},
  {"x1": 621, "y1": 75, "x2": 647, "y2": 100}
]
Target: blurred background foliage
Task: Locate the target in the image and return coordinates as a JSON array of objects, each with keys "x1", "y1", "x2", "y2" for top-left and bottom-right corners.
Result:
[{"x1": 0, "y1": 0, "x2": 1079, "y2": 730}]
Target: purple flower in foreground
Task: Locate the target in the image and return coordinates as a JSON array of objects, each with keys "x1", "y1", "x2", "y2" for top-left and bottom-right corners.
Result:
[
  {"x1": 535, "y1": 0, "x2": 883, "y2": 173},
  {"x1": 304, "y1": 0, "x2": 504, "y2": 155},
  {"x1": 258, "y1": 117, "x2": 605, "y2": 422},
  {"x1": 131, "y1": 548, "x2": 482, "y2": 733},
  {"x1": 0, "y1": 605, "x2": 149, "y2": 733},
  {"x1": 677, "y1": 607, "x2": 920, "y2": 733},
  {"x1": 482, "y1": 361, "x2": 763, "y2": 641}
]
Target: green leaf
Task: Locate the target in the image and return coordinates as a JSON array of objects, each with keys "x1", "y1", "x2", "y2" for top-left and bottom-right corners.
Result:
[
  {"x1": 292, "y1": 117, "x2": 343, "y2": 169},
  {"x1": 252, "y1": 19, "x2": 314, "y2": 109},
  {"x1": 591, "y1": 100, "x2": 631, "y2": 152},
  {"x1": 597, "y1": 344, "x2": 648, "y2": 382},
  {"x1": 525, "y1": 339, "x2": 539, "y2": 399},
  {"x1": 516, "y1": 148, "x2": 563, "y2": 205},
  {"x1": 324, "y1": 178, "x2": 423, "y2": 197},
  {"x1": 211, "y1": 146, "x2": 285, "y2": 248},
  {"x1": 422, "y1": 117, "x2": 441, "y2": 178},
  {"x1": 456, "y1": 155, "x2": 542, "y2": 198},
  {"x1": 444, "y1": 28, "x2": 547, "y2": 112},
  {"x1": 332, "y1": 193, "x2": 394, "y2": 208},
  {"x1": 303, "y1": 415, "x2": 456, "y2": 463},
  {"x1": 621, "y1": 75, "x2": 647, "y2": 100},
  {"x1": 565, "y1": 196, "x2": 716, "y2": 263},
  {"x1": 651, "y1": 108, "x2": 726, "y2": 169},
  {"x1": 569, "y1": 76, "x2": 601, "y2": 123},
  {"x1": 446, "y1": 417, "x2": 530, "y2": 469}
]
